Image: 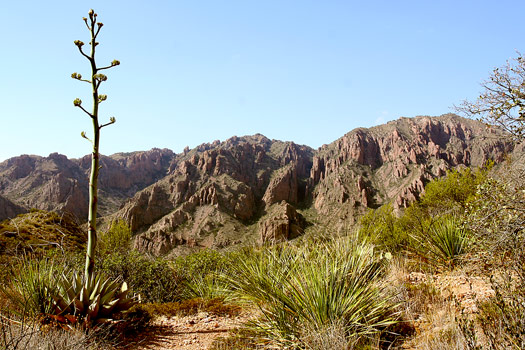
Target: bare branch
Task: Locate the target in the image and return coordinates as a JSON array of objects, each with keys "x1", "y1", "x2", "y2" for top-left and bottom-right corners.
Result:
[{"x1": 100, "y1": 116, "x2": 116, "y2": 128}]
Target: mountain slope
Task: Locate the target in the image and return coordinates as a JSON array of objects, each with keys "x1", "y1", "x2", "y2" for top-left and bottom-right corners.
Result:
[
  {"x1": 0, "y1": 148, "x2": 175, "y2": 219},
  {"x1": 115, "y1": 114, "x2": 513, "y2": 255},
  {"x1": 0, "y1": 114, "x2": 514, "y2": 254}
]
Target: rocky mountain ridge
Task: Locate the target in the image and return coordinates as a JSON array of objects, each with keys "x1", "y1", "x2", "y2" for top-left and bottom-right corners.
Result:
[
  {"x1": 0, "y1": 114, "x2": 515, "y2": 254},
  {"x1": 0, "y1": 148, "x2": 174, "y2": 219}
]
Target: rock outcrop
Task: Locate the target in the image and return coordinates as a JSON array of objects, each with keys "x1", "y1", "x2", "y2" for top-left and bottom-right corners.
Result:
[
  {"x1": 0, "y1": 114, "x2": 515, "y2": 255},
  {"x1": 0, "y1": 195, "x2": 26, "y2": 221},
  {"x1": 118, "y1": 135, "x2": 313, "y2": 253},
  {"x1": 0, "y1": 148, "x2": 175, "y2": 219},
  {"x1": 308, "y1": 114, "x2": 513, "y2": 228},
  {"x1": 259, "y1": 201, "x2": 305, "y2": 244}
]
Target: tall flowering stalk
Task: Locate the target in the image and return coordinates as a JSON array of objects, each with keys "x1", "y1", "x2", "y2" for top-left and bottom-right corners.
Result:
[{"x1": 72, "y1": 9, "x2": 120, "y2": 279}]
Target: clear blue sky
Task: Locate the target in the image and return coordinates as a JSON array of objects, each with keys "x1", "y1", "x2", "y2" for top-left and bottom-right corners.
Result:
[{"x1": 1, "y1": 1, "x2": 524, "y2": 161}]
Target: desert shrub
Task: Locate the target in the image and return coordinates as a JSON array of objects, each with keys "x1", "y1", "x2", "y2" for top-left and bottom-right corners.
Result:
[
  {"x1": 0, "y1": 210, "x2": 85, "y2": 256},
  {"x1": 99, "y1": 250, "x2": 183, "y2": 303},
  {"x1": 458, "y1": 258, "x2": 525, "y2": 350},
  {"x1": 98, "y1": 219, "x2": 131, "y2": 255},
  {"x1": 223, "y1": 237, "x2": 398, "y2": 348},
  {"x1": 420, "y1": 166, "x2": 489, "y2": 215},
  {"x1": 359, "y1": 203, "x2": 408, "y2": 251},
  {"x1": 174, "y1": 249, "x2": 232, "y2": 300},
  {"x1": 358, "y1": 167, "x2": 486, "y2": 254},
  {"x1": 0, "y1": 315, "x2": 109, "y2": 350},
  {"x1": 466, "y1": 176, "x2": 525, "y2": 266},
  {"x1": 0, "y1": 210, "x2": 85, "y2": 284}
]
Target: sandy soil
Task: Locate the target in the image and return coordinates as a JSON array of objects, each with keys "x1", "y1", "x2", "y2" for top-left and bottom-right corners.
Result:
[{"x1": 122, "y1": 311, "x2": 250, "y2": 350}]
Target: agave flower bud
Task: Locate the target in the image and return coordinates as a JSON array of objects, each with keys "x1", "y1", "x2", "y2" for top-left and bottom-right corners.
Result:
[
  {"x1": 98, "y1": 94, "x2": 107, "y2": 102},
  {"x1": 74, "y1": 40, "x2": 84, "y2": 47},
  {"x1": 94, "y1": 74, "x2": 107, "y2": 82},
  {"x1": 111, "y1": 60, "x2": 120, "y2": 66},
  {"x1": 71, "y1": 72, "x2": 82, "y2": 80},
  {"x1": 109, "y1": 116, "x2": 116, "y2": 123},
  {"x1": 73, "y1": 98, "x2": 82, "y2": 106},
  {"x1": 97, "y1": 22, "x2": 104, "y2": 27}
]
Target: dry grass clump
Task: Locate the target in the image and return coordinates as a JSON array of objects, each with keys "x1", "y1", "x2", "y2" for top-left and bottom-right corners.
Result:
[{"x1": 0, "y1": 314, "x2": 112, "y2": 350}]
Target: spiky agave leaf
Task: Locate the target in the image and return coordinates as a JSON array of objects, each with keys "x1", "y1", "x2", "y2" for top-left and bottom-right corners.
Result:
[{"x1": 51, "y1": 271, "x2": 138, "y2": 325}]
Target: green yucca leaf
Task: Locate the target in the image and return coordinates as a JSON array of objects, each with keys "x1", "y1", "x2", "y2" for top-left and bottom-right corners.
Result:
[{"x1": 222, "y1": 237, "x2": 398, "y2": 347}]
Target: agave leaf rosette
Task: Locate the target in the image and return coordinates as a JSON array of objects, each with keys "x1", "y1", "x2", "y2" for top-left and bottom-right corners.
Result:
[{"x1": 52, "y1": 271, "x2": 138, "y2": 323}]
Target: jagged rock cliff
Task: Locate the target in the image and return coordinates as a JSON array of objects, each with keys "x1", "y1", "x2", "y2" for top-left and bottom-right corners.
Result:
[
  {"x1": 309, "y1": 114, "x2": 512, "y2": 229},
  {"x1": 117, "y1": 135, "x2": 313, "y2": 254},
  {"x1": 0, "y1": 148, "x2": 174, "y2": 219},
  {"x1": 0, "y1": 115, "x2": 514, "y2": 254}
]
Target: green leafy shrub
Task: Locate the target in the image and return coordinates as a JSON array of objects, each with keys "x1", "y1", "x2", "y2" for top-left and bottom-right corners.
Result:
[
  {"x1": 99, "y1": 250, "x2": 183, "y2": 303},
  {"x1": 359, "y1": 203, "x2": 408, "y2": 251},
  {"x1": 420, "y1": 166, "x2": 489, "y2": 215},
  {"x1": 98, "y1": 219, "x2": 131, "y2": 255},
  {"x1": 223, "y1": 238, "x2": 398, "y2": 348},
  {"x1": 174, "y1": 249, "x2": 231, "y2": 300}
]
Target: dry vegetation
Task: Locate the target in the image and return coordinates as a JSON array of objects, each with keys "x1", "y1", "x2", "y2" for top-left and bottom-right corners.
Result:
[{"x1": 0, "y1": 157, "x2": 523, "y2": 349}]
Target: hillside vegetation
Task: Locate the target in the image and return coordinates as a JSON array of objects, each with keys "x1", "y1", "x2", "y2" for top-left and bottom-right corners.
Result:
[{"x1": 0, "y1": 152, "x2": 523, "y2": 349}]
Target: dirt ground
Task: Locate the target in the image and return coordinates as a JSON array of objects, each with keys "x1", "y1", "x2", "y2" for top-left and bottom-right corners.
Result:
[{"x1": 123, "y1": 311, "x2": 250, "y2": 350}]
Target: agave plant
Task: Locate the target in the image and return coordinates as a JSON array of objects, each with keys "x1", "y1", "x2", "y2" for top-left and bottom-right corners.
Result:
[{"x1": 51, "y1": 272, "x2": 138, "y2": 324}]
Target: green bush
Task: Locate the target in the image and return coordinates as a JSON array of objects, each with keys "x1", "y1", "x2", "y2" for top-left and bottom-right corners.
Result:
[
  {"x1": 420, "y1": 166, "x2": 489, "y2": 215},
  {"x1": 98, "y1": 219, "x2": 131, "y2": 255},
  {"x1": 99, "y1": 250, "x2": 183, "y2": 303},
  {"x1": 223, "y1": 238, "x2": 398, "y2": 348},
  {"x1": 173, "y1": 249, "x2": 231, "y2": 300},
  {"x1": 359, "y1": 203, "x2": 408, "y2": 251}
]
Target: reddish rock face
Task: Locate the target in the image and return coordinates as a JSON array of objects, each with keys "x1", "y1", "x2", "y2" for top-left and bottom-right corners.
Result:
[
  {"x1": 119, "y1": 135, "x2": 313, "y2": 253},
  {"x1": 0, "y1": 148, "x2": 175, "y2": 220},
  {"x1": 309, "y1": 114, "x2": 513, "y2": 225},
  {"x1": 259, "y1": 201, "x2": 305, "y2": 244},
  {"x1": 0, "y1": 114, "x2": 515, "y2": 254}
]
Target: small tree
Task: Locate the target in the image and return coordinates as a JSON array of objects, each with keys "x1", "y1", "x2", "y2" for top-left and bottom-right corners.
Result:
[
  {"x1": 456, "y1": 54, "x2": 525, "y2": 142},
  {"x1": 72, "y1": 9, "x2": 120, "y2": 279}
]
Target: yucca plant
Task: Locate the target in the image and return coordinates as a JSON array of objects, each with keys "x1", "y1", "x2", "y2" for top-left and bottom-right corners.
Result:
[
  {"x1": 51, "y1": 272, "x2": 138, "y2": 325},
  {"x1": 410, "y1": 216, "x2": 469, "y2": 269},
  {"x1": 223, "y1": 238, "x2": 398, "y2": 348},
  {"x1": 1, "y1": 257, "x2": 60, "y2": 318}
]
